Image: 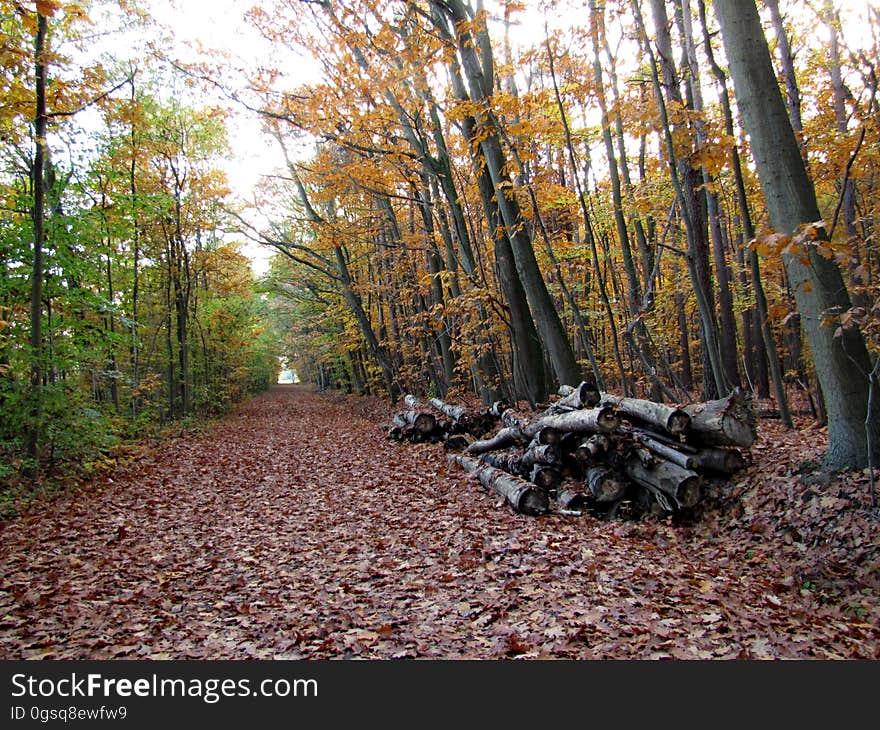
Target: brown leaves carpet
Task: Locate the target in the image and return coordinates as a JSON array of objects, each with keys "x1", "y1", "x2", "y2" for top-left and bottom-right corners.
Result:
[{"x1": 1, "y1": 385, "x2": 877, "y2": 659}]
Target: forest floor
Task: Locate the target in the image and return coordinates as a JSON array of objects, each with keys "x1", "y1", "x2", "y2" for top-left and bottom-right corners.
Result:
[{"x1": 1, "y1": 384, "x2": 878, "y2": 659}]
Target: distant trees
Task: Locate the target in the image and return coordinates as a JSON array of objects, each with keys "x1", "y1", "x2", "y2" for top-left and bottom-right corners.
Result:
[
  {"x1": 7, "y1": 0, "x2": 877, "y2": 477},
  {"x1": 0, "y1": 2, "x2": 280, "y2": 478},
  {"x1": 241, "y1": 0, "x2": 879, "y2": 468}
]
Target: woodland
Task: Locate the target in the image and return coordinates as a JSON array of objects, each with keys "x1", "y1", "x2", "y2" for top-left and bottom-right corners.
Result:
[{"x1": 0, "y1": 0, "x2": 879, "y2": 659}]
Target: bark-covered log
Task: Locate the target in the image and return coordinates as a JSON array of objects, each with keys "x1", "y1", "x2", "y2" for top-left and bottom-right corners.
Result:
[
  {"x1": 584, "y1": 466, "x2": 628, "y2": 503},
  {"x1": 556, "y1": 489, "x2": 589, "y2": 510},
  {"x1": 683, "y1": 388, "x2": 757, "y2": 448},
  {"x1": 546, "y1": 380, "x2": 601, "y2": 414},
  {"x1": 525, "y1": 405, "x2": 620, "y2": 437},
  {"x1": 427, "y1": 396, "x2": 463, "y2": 421},
  {"x1": 466, "y1": 406, "x2": 616, "y2": 455},
  {"x1": 575, "y1": 434, "x2": 611, "y2": 461},
  {"x1": 691, "y1": 446, "x2": 747, "y2": 474},
  {"x1": 601, "y1": 393, "x2": 690, "y2": 435},
  {"x1": 531, "y1": 427, "x2": 563, "y2": 445},
  {"x1": 479, "y1": 451, "x2": 526, "y2": 477},
  {"x1": 632, "y1": 485, "x2": 675, "y2": 515},
  {"x1": 631, "y1": 431, "x2": 696, "y2": 470},
  {"x1": 486, "y1": 400, "x2": 509, "y2": 417},
  {"x1": 624, "y1": 457, "x2": 701, "y2": 509},
  {"x1": 426, "y1": 397, "x2": 505, "y2": 437},
  {"x1": 389, "y1": 423, "x2": 426, "y2": 443},
  {"x1": 392, "y1": 410, "x2": 438, "y2": 435},
  {"x1": 450, "y1": 455, "x2": 549, "y2": 515},
  {"x1": 404, "y1": 394, "x2": 423, "y2": 409},
  {"x1": 530, "y1": 465, "x2": 562, "y2": 492},
  {"x1": 632, "y1": 445, "x2": 655, "y2": 469},
  {"x1": 521, "y1": 443, "x2": 562, "y2": 469},
  {"x1": 466, "y1": 427, "x2": 521, "y2": 454},
  {"x1": 501, "y1": 408, "x2": 525, "y2": 429},
  {"x1": 476, "y1": 452, "x2": 561, "y2": 493}
]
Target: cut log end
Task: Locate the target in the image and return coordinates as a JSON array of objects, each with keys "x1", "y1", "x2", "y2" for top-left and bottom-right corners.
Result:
[
  {"x1": 684, "y1": 388, "x2": 757, "y2": 448},
  {"x1": 556, "y1": 489, "x2": 589, "y2": 510},
  {"x1": 585, "y1": 466, "x2": 628, "y2": 503},
  {"x1": 666, "y1": 410, "x2": 691, "y2": 435},
  {"x1": 534, "y1": 427, "x2": 562, "y2": 445},
  {"x1": 413, "y1": 412, "x2": 438, "y2": 434},
  {"x1": 530, "y1": 465, "x2": 562, "y2": 493},
  {"x1": 596, "y1": 405, "x2": 621, "y2": 432},
  {"x1": 676, "y1": 476, "x2": 701, "y2": 509},
  {"x1": 518, "y1": 488, "x2": 550, "y2": 516},
  {"x1": 443, "y1": 433, "x2": 475, "y2": 452}
]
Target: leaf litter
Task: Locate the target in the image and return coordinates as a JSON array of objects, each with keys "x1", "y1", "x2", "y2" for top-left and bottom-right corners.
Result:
[{"x1": 0, "y1": 386, "x2": 877, "y2": 659}]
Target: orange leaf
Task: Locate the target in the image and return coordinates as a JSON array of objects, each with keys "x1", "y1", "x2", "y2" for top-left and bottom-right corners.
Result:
[{"x1": 35, "y1": 0, "x2": 60, "y2": 17}]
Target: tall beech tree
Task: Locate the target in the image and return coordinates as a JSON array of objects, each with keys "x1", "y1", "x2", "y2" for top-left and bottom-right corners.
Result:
[
  {"x1": 713, "y1": 0, "x2": 879, "y2": 469},
  {"x1": 431, "y1": 0, "x2": 582, "y2": 390}
]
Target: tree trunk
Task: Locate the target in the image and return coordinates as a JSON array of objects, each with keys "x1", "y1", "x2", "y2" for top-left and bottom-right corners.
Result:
[
  {"x1": 697, "y1": 0, "x2": 791, "y2": 425},
  {"x1": 714, "y1": 0, "x2": 880, "y2": 468},
  {"x1": 638, "y1": 0, "x2": 726, "y2": 399},
  {"x1": 25, "y1": 11, "x2": 48, "y2": 467},
  {"x1": 437, "y1": 0, "x2": 582, "y2": 388},
  {"x1": 441, "y1": 50, "x2": 545, "y2": 404},
  {"x1": 765, "y1": 0, "x2": 806, "y2": 159}
]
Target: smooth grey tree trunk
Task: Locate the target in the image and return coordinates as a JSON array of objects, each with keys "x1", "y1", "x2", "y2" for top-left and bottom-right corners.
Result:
[
  {"x1": 713, "y1": 0, "x2": 879, "y2": 468},
  {"x1": 436, "y1": 0, "x2": 582, "y2": 389}
]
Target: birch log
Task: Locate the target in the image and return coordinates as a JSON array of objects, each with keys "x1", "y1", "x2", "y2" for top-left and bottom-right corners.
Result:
[
  {"x1": 450, "y1": 455, "x2": 549, "y2": 515},
  {"x1": 683, "y1": 388, "x2": 757, "y2": 448},
  {"x1": 624, "y1": 457, "x2": 701, "y2": 509},
  {"x1": 547, "y1": 381, "x2": 601, "y2": 413},
  {"x1": 601, "y1": 393, "x2": 690, "y2": 435}
]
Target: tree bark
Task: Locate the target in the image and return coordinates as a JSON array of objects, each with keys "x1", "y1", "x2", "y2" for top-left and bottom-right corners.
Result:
[
  {"x1": 714, "y1": 0, "x2": 880, "y2": 468},
  {"x1": 682, "y1": 388, "x2": 756, "y2": 448},
  {"x1": 600, "y1": 393, "x2": 690, "y2": 435},
  {"x1": 584, "y1": 466, "x2": 628, "y2": 503},
  {"x1": 692, "y1": 446, "x2": 747, "y2": 474},
  {"x1": 25, "y1": 11, "x2": 48, "y2": 467},
  {"x1": 393, "y1": 410, "x2": 438, "y2": 436},
  {"x1": 546, "y1": 381, "x2": 601, "y2": 414},
  {"x1": 466, "y1": 405, "x2": 619, "y2": 454},
  {"x1": 624, "y1": 457, "x2": 701, "y2": 509},
  {"x1": 696, "y1": 0, "x2": 791, "y2": 426},
  {"x1": 436, "y1": 0, "x2": 582, "y2": 388},
  {"x1": 450, "y1": 455, "x2": 549, "y2": 515}
]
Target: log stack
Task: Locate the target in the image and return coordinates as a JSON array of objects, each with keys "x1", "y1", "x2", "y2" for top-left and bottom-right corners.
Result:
[
  {"x1": 384, "y1": 394, "x2": 507, "y2": 447},
  {"x1": 384, "y1": 383, "x2": 756, "y2": 519}
]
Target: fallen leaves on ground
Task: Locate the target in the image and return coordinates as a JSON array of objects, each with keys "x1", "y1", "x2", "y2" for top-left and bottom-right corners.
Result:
[{"x1": 0, "y1": 385, "x2": 877, "y2": 659}]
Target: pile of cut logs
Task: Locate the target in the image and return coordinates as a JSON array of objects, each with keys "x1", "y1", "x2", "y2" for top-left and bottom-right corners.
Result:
[{"x1": 384, "y1": 382, "x2": 756, "y2": 519}]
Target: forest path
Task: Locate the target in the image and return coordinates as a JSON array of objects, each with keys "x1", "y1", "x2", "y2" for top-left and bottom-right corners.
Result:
[{"x1": 1, "y1": 385, "x2": 877, "y2": 659}]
